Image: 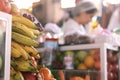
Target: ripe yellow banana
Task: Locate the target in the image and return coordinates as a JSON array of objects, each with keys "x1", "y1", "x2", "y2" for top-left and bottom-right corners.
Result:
[
  {"x1": 14, "y1": 71, "x2": 24, "y2": 80},
  {"x1": 28, "y1": 28, "x2": 40, "y2": 36},
  {"x1": 22, "y1": 46, "x2": 38, "y2": 57},
  {"x1": 11, "y1": 46, "x2": 22, "y2": 58},
  {"x1": 12, "y1": 32, "x2": 39, "y2": 47},
  {"x1": 34, "y1": 54, "x2": 40, "y2": 59},
  {"x1": 11, "y1": 41, "x2": 29, "y2": 60},
  {"x1": 12, "y1": 21, "x2": 36, "y2": 39},
  {"x1": 12, "y1": 15, "x2": 37, "y2": 29},
  {"x1": 11, "y1": 59, "x2": 36, "y2": 72}
]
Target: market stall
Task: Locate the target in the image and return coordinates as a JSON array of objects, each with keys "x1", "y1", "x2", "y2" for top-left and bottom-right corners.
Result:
[{"x1": 0, "y1": 0, "x2": 120, "y2": 80}]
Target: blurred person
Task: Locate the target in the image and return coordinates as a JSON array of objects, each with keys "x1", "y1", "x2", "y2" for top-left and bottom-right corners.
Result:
[
  {"x1": 62, "y1": 0, "x2": 98, "y2": 37},
  {"x1": 107, "y1": 7, "x2": 120, "y2": 31}
]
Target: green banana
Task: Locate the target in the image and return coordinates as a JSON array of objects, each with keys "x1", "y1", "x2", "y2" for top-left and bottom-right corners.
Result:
[
  {"x1": 11, "y1": 59, "x2": 36, "y2": 72},
  {"x1": 14, "y1": 71, "x2": 24, "y2": 80},
  {"x1": 11, "y1": 41, "x2": 30, "y2": 60},
  {"x1": 11, "y1": 46, "x2": 22, "y2": 58},
  {"x1": 12, "y1": 32, "x2": 39, "y2": 47},
  {"x1": 12, "y1": 21, "x2": 36, "y2": 39},
  {"x1": 12, "y1": 15, "x2": 37, "y2": 29}
]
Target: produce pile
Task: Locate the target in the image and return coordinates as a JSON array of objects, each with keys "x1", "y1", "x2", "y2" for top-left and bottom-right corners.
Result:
[
  {"x1": 107, "y1": 50, "x2": 119, "y2": 80},
  {"x1": 10, "y1": 14, "x2": 56, "y2": 80},
  {"x1": 55, "y1": 49, "x2": 100, "y2": 70}
]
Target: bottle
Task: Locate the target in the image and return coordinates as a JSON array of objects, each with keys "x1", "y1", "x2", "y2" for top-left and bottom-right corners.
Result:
[{"x1": 42, "y1": 32, "x2": 58, "y2": 67}]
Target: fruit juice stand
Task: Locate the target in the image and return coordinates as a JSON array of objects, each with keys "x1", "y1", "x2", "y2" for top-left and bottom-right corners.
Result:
[{"x1": 37, "y1": 43, "x2": 120, "y2": 80}]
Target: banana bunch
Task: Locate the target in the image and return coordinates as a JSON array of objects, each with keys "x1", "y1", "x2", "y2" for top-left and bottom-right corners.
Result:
[
  {"x1": 11, "y1": 15, "x2": 41, "y2": 59},
  {"x1": 12, "y1": 15, "x2": 40, "y2": 47},
  {"x1": 10, "y1": 15, "x2": 42, "y2": 80}
]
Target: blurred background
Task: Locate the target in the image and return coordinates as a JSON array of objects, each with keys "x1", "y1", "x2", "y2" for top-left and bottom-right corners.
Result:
[{"x1": 13, "y1": 0, "x2": 120, "y2": 28}]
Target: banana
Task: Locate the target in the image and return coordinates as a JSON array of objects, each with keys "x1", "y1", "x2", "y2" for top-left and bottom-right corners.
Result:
[
  {"x1": 10, "y1": 66, "x2": 16, "y2": 76},
  {"x1": 28, "y1": 28, "x2": 40, "y2": 36},
  {"x1": 22, "y1": 46, "x2": 38, "y2": 56},
  {"x1": 10, "y1": 76, "x2": 14, "y2": 80},
  {"x1": 12, "y1": 15, "x2": 37, "y2": 29},
  {"x1": 12, "y1": 32, "x2": 39, "y2": 47},
  {"x1": 14, "y1": 71, "x2": 24, "y2": 80},
  {"x1": 11, "y1": 47, "x2": 22, "y2": 58},
  {"x1": 12, "y1": 21, "x2": 36, "y2": 39},
  {"x1": 34, "y1": 54, "x2": 40, "y2": 59},
  {"x1": 11, "y1": 41, "x2": 29, "y2": 60},
  {"x1": 11, "y1": 59, "x2": 36, "y2": 72}
]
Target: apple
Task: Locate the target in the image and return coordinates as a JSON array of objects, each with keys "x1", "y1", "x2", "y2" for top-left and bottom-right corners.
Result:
[
  {"x1": 112, "y1": 64, "x2": 119, "y2": 73},
  {"x1": 22, "y1": 72, "x2": 37, "y2": 80},
  {"x1": 0, "y1": 55, "x2": 2, "y2": 70},
  {"x1": 94, "y1": 52, "x2": 100, "y2": 61},
  {"x1": 76, "y1": 51, "x2": 87, "y2": 62},
  {"x1": 107, "y1": 51, "x2": 113, "y2": 63},
  {"x1": 107, "y1": 72, "x2": 114, "y2": 80},
  {"x1": 110, "y1": 55, "x2": 118, "y2": 64},
  {"x1": 107, "y1": 64, "x2": 113, "y2": 72},
  {"x1": 112, "y1": 72, "x2": 118, "y2": 80},
  {"x1": 94, "y1": 61, "x2": 100, "y2": 70}
]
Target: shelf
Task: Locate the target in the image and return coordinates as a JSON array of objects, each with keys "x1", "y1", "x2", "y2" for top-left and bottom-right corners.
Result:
[
  {"x1": 60, "y1": 43, "x2": 118, "y2": 51},
  {"x1": 36, "y1": 43, "x2": 118, "y2": 52}
]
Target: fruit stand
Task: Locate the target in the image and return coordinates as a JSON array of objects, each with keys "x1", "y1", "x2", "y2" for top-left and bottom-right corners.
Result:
[{"x1": 37, "y1": 43, "x2": 120, "y2": 80}]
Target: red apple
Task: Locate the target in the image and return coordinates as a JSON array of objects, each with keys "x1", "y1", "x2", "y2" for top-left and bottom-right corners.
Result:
[
  {"x1": 94, "y1": 61, "x2": 100, "y2": 70},
  {"x1": 22, "y1": 72, "x2": 37, "y2": 80},
  {"x1": 111, "y1": 55, "x2": 118, "y2": 64},
  {"x1": 107, "y1": 51, "x2": 113, "y2": 63},
  {"x1": 112, "y1": 72, "x2": 118, "y2": 80},
  {"x1": 108, "y1": 72, "x2": 114, "y2": 80},
  {"x1": 94, "y1": 52, "x2": 100, "y2": 61},
  {"x1": 112, "y1": 64, "x2": 119, "y2": 73},
  {"x1": 107, "y1": 64, "x2": 113, "y2": 72}
]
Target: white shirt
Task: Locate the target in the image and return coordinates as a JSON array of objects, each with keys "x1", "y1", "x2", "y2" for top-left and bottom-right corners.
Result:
[
  {"x1": 62, "y1": 19, "x2": 88, "y2": 37},
  {"x1": 107, "y1": 8, "x2": 120, "y2": 31}
]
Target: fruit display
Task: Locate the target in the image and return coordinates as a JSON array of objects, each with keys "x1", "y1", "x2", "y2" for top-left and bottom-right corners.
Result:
[
  {"x1": 107, "y1": 50, "x2": 119, "y2": 80},
  {"x1": 54, "y1": 49, "x2": 100, "y2": 70},
  {"x1": 10, "y1": 13, "x2": 55, "y2": 80}
]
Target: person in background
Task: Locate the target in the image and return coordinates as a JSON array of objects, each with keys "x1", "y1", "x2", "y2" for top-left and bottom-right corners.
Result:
[
  {"x1": 107, "y1": 7, "x2": 120, "y2": 31},
  {"x1": 62, "y1": 0, "x2": 97, "y2": 37},
  {"x1": 62, "y1": 0, "x2": 98, "y2": 44}
]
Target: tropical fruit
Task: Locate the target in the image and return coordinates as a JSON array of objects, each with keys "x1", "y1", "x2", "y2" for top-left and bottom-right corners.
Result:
[
  {"x1": 77, "y1": 63, "x2": 87, "y2": 70},
  {"x1": 76, "y1": 51, "x2": 87, "y2": 61},
  {"x1": 84, "y1": 56, "x2": 95, "y2": 68}
]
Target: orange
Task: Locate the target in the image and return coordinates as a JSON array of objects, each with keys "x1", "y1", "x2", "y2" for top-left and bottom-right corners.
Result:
[
  {"x1": 39, "y1": 67, "x2": 51, "y2": 80},
  {"x1": 84, "y1": 56, "x2": 94, "y2": 68},
  {"x1": 77, "y1": 63, "x2": 87, "y2": 70},
  {"x1": 89, "y1": 49, "x2": 96, "y2": 56}
]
